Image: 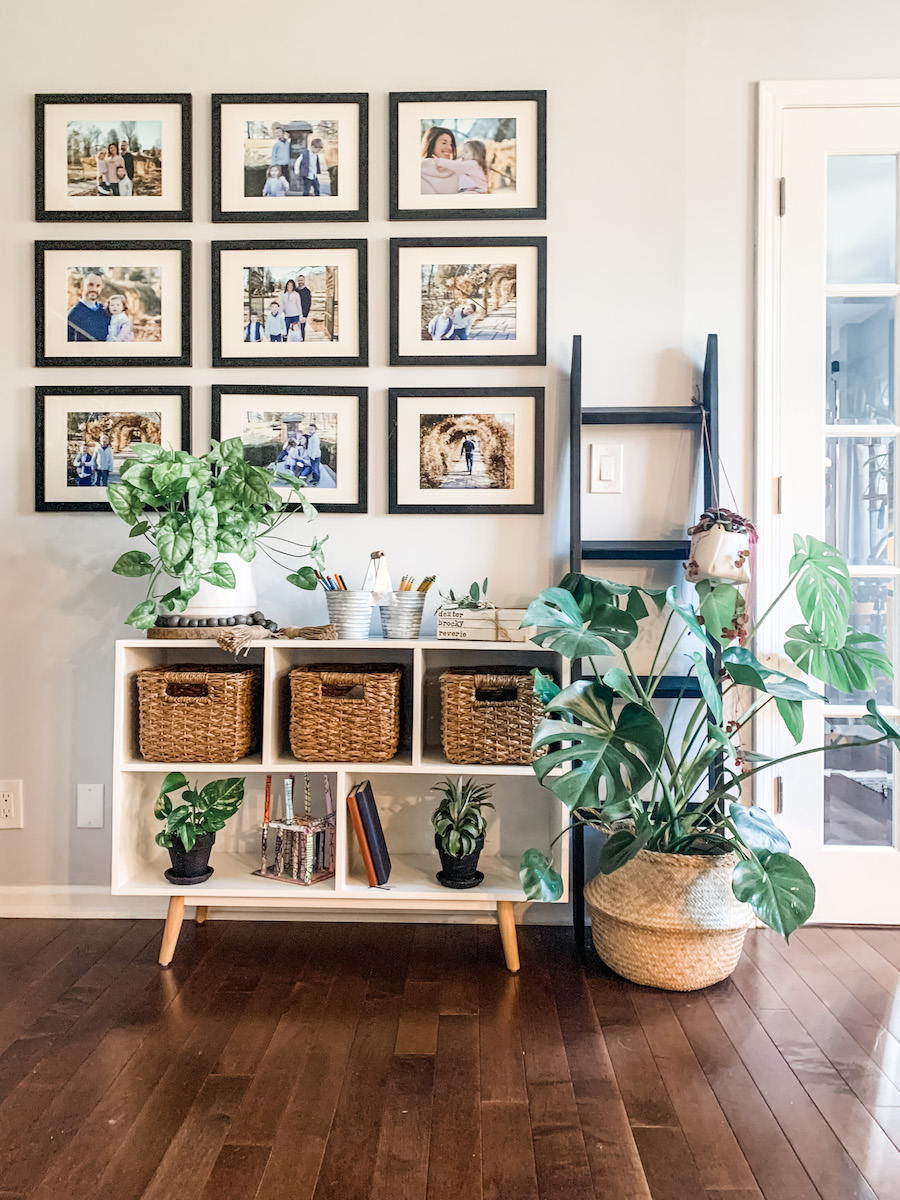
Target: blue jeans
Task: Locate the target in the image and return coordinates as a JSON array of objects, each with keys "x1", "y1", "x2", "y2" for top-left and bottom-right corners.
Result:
[
  {"x1": 301, "y1": 176, "x2": 320, "y2": 196},
  {"x1": 270, "y1": 334, "x2": 283, "y2": 342},
  {"x1": 93, "y1": 470, "x2": 109, "y2": 487},
  {"x1": 301, "y1": 456, "x2": 321, "y2": 484},
  {"x1": 449, "y1": 327, "x2": 468, "y2": 340},
  {"x1": 284, "y1": 315, "x2": 299, "y2": 336}
]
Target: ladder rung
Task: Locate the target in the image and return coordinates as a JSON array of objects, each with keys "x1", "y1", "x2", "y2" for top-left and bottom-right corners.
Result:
[
  {"x1": 581, "y1": 407, "x2": 702, "y2": 426},
  {"x1": 582, "y1": 540, "x2": 691, "y2": 561}
]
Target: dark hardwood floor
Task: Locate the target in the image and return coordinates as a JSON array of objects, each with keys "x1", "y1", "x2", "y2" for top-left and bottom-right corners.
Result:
[{"x1": 1, "y1": 919, "x2": 899, "y2": 1199}]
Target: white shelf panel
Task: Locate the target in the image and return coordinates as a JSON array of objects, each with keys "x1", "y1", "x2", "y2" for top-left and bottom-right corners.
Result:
[
  {"x1": 114, "y1": 850, "x2": 338, "y2": 899},
  {"x1": 119, "y1": 637, "x2": 549, "y2": 652},
  {"x1": 268, "y1": 753, "x2": 414, "y2": 772},
  {"x1": 120, "y1": 756, "x2": 265, "y2": 773},
  {"x1": 342, "y1": 854, "x2": 527, "y2": 902}
]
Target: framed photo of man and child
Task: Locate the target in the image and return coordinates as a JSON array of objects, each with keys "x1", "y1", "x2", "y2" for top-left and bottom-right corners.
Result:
[
  {"x1": 212, "y1": 385, "x2": 367, "y2": 514},
  {"x1": 35, "y1": 94, "x2": 191, "y2": 222},
  {"x1": 35, "y1": 385, "x2": 191, "y2": 513},
  {"x1": 389, "y1": 91, "x2": 546, "y2": 221},
  {"x1": 212, "y1": 94, "x2": 368, "y2": 223},
  {"x1": 390, "y1": 236, "x2": 547, "y2": 367},
  {"x1": 212, "y1": 240, "x2": 367, "y2": 368},
  {"x1": 35, "y1": 240, "x2": 192, "y2": 368}
]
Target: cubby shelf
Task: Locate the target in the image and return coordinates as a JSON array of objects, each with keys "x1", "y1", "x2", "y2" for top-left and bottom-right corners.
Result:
[{"x1": 113, "y1": 637, "x2": 570, "y2": 968}]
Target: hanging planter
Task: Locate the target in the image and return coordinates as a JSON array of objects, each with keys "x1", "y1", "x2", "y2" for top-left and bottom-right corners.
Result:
[{"x1": 686, "y1": 507, "x2": 757, "y2": 586}]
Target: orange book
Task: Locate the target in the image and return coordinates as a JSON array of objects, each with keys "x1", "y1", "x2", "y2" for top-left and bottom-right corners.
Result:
[{"x1": 347, "y1": 784, "x2": 378, "y2": 887}]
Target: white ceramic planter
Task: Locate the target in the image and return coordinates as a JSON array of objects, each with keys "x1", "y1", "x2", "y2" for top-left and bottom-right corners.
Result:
[
  {"x1": 686, "y1": 525, "x2": 752, "y2": 585},
  {"x1": 177, "y1": 553, "x2": 257, "y2": 619}
]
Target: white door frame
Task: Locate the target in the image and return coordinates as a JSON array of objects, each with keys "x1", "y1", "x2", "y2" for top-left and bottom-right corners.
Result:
[{"x1": 755, "y1": 80, "x2": 900, "y2": 802}]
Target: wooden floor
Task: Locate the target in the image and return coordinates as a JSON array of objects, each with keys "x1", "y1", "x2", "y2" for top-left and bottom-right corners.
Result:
[{"x1": 1, "y1": 920, "x2": 900, "y2": 1200}]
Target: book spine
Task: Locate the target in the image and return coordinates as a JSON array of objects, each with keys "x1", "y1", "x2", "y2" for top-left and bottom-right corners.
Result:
[
  {"x1": 347, "y1": 789, "x2": 378, "y2": 887},
  {"x1": 356, "y1": 786, "x2": 391, "y2": 886}
]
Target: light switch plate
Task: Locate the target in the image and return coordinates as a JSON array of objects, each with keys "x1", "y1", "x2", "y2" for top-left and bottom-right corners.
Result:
[
  {"x1": 77, "y1": 783, "x2": 104, "y2": 828},
  {"x1": 589, "y1": 442, "x2": 623, "y2": 494}
]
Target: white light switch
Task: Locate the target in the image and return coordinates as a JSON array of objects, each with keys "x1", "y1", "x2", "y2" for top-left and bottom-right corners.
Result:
[
  {"x1": 589, "y1": 443, "x2": 623, "y2": 494},
  {"x1": 77, "y1": 783, "x2": 104, "y2": 828}
]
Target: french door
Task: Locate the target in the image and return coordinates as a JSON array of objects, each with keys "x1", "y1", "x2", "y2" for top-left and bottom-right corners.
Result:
[{"x1": 758, "y1": 84, "x2": 900, "y2": 923}]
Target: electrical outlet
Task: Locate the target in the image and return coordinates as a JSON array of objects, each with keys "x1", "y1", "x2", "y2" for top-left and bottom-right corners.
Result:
[
  {"x1": 0, "y1": 781, "x2": 24, "y2": 829},
  {"x1": 77, "y1": 783, "x2": 104, "y2": 828}
]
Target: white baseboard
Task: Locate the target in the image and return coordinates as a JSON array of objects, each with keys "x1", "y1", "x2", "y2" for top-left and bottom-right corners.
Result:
[{"x1": 0, "y1": 886, "x2": 573, "y2": 925}]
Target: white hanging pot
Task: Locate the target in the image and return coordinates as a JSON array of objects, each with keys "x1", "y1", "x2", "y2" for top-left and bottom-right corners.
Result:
[
  {"x1": 177, "y1": 553, "x2": 257, "y2": 618},
  {"x1": 686, "y1": 509, "x2": 756, "y2": 586}
]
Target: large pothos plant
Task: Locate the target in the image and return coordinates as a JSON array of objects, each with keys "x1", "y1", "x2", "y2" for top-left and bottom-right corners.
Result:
[
  {"x1": 518, "y1": 536, "x2": 899, "y2": 939},
  {"x1": 107, "y1": 438, "x2": 326, "y2": 628}
]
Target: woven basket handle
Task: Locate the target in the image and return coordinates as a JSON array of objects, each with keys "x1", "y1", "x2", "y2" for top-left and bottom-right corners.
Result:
[
  {"x1": 473, "y1": 674, "x2": 528, "y2": 701},
  {"x1": 157, "y1": 670, "x2": 224, "y2": 700},
  {"x1": 319, "y1": 671, "x2": 369, "y2": 698}
]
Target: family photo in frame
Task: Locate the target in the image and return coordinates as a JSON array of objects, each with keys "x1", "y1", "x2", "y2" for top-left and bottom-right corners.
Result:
[{"x1": 35, "y1": 94, "x2": 191, "y2": 222}]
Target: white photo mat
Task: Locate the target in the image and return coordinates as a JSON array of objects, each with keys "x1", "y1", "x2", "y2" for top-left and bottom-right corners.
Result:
[
  {"x1": 216, "y1": 392, "x2": 361, "y2": 508},
  {"x1": 217, "y1": 246, "x2": 360, "y2": 360},
  {"x1": 396, "y1": 243, "x2": 539, "y2": 359},
  {"x1": 42, "y1": 103, "x2": 184, "y2": 213},
  {"x1": 395, "y1": 394, "x2": 538, "y2": 508},
  {"x1": 40, "y1": 247, "x2": 186, "y2": 359},
  {"x1": 41, "y1": 391, "x2": 187, "y2": 506},
  {"x1": 396, "y1": 99, "x2": 538, "y2": 212},
  {"x1": 218, "y1": 102, "x2": 360, "y2": 215}
]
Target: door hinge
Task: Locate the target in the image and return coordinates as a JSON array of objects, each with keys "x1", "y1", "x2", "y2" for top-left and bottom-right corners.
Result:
[
  {"x1": 778, "y1": 177, "x2": 786, "y2": 216},
  {"x1": 774, "y1": 776, "x2": 784, "y2": 815},
  {"x1": 775, "y1": 475, "x2": 783, "y2": 513}
]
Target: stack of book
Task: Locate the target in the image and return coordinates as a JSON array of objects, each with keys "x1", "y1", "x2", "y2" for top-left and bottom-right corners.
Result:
[{"x1": 347, "y1": 780, "x2": 391, "y2": 886}]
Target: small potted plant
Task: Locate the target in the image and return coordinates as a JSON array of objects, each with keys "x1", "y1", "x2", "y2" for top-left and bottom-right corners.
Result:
[
  {"x1": 436, "y1": 579, "x2": 535, "y2": 642},
  {"x1": 108, "y1": 438, "x2": 326, "y2": 629},
  {"x1": 431, "y1": 776, "x2": 494, "y2": 888},
  {"x1": 154, "y1": 772, "x2": 246, "y2": 884}
]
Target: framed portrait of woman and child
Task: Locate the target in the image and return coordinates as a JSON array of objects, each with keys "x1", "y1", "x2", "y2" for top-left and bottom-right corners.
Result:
[{"x1": 389, "y1": 90, "x2": 546, "y2": 222}]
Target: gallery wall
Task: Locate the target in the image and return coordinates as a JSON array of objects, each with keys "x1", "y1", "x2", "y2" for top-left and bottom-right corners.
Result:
[{"x1": 4, "y1": 0, "x2": 900, "y2": 911}]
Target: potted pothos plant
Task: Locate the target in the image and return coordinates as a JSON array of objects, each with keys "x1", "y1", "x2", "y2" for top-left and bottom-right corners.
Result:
[
  {"x1": 107, "y1": 438, "x2": 326, "y2": 629},
  {"x1": 431, "y1": 776, "x2": 494, "y2": 888},
  {"x1": 517, "y1": 535, "x2": 899, "y2": 991},
  {"x1": 155, "y1": 772, "x2": 246, "y2": 884}
]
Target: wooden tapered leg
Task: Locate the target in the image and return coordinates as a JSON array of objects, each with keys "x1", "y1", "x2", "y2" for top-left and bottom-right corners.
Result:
[
  {"x1": 159, "y1": 896, "x2": 186, "y2": 966},
  {"x1": 497, "y1": 901, "x2": 520, "y2": 973},
  {"x1": 195, "y1": 906, "x2": 209, "y2": 924}
]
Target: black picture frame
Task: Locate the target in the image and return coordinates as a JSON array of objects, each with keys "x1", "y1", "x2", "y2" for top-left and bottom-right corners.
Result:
[
  {"x1": 35, "y1": 93, "x2": 192, "y2": 223},
  {"x1": 211, "y1": 384, "x2": 368, "y2": 514},
  {"x1": 388, "y1": 387, "x2": 545, "y2": 515},
  {"x1": 212, "y1": 239, "x2": 368, "y2": 369},
  {"x1": 389, "y1": 90, "x2": 546, "y2": 222},
  {"x1": 35, "y1": 240, "x2": 192, "y2": 368},
  {"x1": 35, "y1": 385, "x2": 192, "y2": 513},
  {"x1": 211, "y1": 93, "x2": 368, "y2": 223},
  {"x1": 389, "y1": 236, "x2": 546, "y2": 367}
]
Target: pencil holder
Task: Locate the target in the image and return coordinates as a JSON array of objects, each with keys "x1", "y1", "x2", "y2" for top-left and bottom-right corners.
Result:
[
  {"x1": 379, "y1": 592, "x2": 426, "y2": 639},
  {"x1": 325, "y1": 590, "x2": 373, "y2": 639}
]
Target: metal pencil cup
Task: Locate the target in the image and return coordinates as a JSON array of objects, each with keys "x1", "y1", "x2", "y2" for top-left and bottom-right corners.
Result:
[
  {"x1": 380, "y1": 591, "x2": 426, "y2": 639},
  {"x1": 325, "y1": 591, "x2": 373, "y2": 639}
]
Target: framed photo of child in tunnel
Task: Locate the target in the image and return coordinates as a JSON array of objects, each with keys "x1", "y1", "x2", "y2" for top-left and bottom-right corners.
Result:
[
  {"x1": 212, "y1": 94, "x2": 368, "y2": 223},
  {"x1": 390, "y1": 236, "x2": 546, "y2": 366},
  {"x1": 212, "y1": 239, "x2": 367, "y2": 368},
  {"x1": 389, "y1": 91, "x2": 546, "y2": 221},
  {"x1": 35, "y1": 240, "x2": 192, "y2": 368},
  {"x1": 388, "y1": 387, "x2": 544, "y2": 515}
]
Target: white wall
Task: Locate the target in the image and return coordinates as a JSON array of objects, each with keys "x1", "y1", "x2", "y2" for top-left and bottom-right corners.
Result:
[{"x1": 4, "y1": 0, "x2": 900, "y2": 906}]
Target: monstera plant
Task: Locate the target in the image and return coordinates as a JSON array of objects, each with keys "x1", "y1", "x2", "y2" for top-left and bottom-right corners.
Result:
[
  {"x1": 107, "y1": 438, "x2": 326, "y2": 628},
  {"x1": 518, "y1": 536, "x2": 898, "y2": 957}
]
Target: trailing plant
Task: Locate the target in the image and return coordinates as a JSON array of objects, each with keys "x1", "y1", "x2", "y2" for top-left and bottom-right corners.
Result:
[
  {"x1": 154, "y1": 772, "x2": 245, "y2": 850},
  {"x1": 517, "y1": 536, "x2": 900, "y2": 939},
  {"x1": 107, "y1": 438, "x2": 327, "y2": 629},
  {"x1": 438, "y1": 578, "x2": 491, "y2": 611},
  {"x1": 431, "y1": 776, "x2": 494, "y2": 856}
]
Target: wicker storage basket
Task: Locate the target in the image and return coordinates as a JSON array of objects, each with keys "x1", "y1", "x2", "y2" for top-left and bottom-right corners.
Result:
[
  {"x1": 583, "y1": 849, "x2": 753, "y2": 991},
  {"x1": 440, "y1": 669, "x2": 545, "y2": 764},
  {"x1": 137, "y1": 664, "x2": 262, "y2": 763},
  {"x1": 289, "y1": 664, "x2": 402, "y2": 762}
]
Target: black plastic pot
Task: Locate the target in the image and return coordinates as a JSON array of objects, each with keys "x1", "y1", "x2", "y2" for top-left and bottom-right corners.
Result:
[
  {"x1": 164, "y1": 831, "x2": 216, "y2": 886},
  {"x1": 435, "y1": 832, "x2": 484, "y2": 890}
]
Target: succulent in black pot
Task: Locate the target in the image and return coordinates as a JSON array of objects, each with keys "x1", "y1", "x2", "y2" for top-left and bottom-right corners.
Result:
[{"x1": 431, "y1": 776, "x2": 494, "y2": 889}]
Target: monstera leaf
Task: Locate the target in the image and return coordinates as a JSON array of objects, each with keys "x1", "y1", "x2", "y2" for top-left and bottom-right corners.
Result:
[
  {"x1": 523, "y1": 587, "x2": 639, "y2": 660},
  {"x1": 519, "y1": 848, "x2": 564, "y2": 902},
  {"x1": 732, "y1": 850, "x2": 815, "y2": 939},
  {"x1": 784, "y1": 625, "x2": 892, "y2": 695},
  {"x1": 789, "y1": 535, "x2": 851, "y2": 647},
  {"x1": 531, "y1": 680, "x2": 665, "y2": 814}
]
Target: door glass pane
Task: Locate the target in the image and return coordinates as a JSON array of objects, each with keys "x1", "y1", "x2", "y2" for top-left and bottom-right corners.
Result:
[
  {"x1": 827, "y1": 155, "x2": 897, "y2": 284},
  {"x1": 824, "y1": 578, "x2": 894, "y2": 705},
  {"x1": 824, "y1": 718, "x2": 894, "y2": 846},
  {"x1": 826, "y1": 297, "x2": 895, "y2": 424},
  {"x1": 825, "y1": 436, "x2": 894, "y2": 565}
]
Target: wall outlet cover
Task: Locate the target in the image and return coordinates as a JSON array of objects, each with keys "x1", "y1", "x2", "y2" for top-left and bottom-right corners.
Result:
[
  {"x1": 76, "y1": 783, "x2": 104, "y2": 829},
  {"x1": 0, "y1": 780, "x2": 24, "y2": 829}
]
